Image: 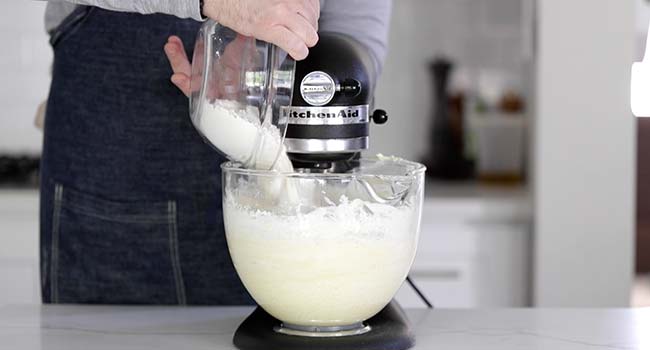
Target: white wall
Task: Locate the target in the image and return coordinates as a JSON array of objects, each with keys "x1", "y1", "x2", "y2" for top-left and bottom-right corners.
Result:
[
  {"x1": 534, "y1": 1, "x2": 636, "y2": 306},
  {"x1": 636, "y1": 0, "x2": 650, "y2": 61},
  {"x1": 0, "y1": 0, "x2": 51, "y2": 153},
  {"x1": 372, "y1": 0, "x2": 529, "y2": 161},
  {"x1": 1, "y1": 0, "x2": 529, "y2": 158}
]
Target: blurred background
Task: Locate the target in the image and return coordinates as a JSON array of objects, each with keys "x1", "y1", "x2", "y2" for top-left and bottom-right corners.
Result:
[{"x1": 0, "y1": 0, "x2": 646, "y2": 308}]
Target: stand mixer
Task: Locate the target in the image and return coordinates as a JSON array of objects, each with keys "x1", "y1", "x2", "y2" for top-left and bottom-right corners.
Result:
[
  {"x1": 282, "y1": 31, "x2": 388, "y2": 170},
  {"x1": 189, "y1": 20, "x2": 425, "y2": 350}
]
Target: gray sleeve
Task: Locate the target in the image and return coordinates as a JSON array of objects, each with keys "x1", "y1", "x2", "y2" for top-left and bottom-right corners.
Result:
[
  {"x1": 42, "y1": 0, "x2": 203, "y2": 21},
  {"x1": 318, "y1": 0, "x2": 392, "y2": 75}
]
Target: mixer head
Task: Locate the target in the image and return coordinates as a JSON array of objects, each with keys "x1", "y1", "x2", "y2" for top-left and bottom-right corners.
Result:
[{"x1": 282, "y1": 33, "x2": 388, "y2": 170}]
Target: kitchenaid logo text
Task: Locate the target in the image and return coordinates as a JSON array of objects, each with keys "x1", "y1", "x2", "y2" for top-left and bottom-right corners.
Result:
[
  {"x1": 289, "y1": 109, "x2": 359, "y2": 119},
  {"x1": 282, "y1": 105, "x2": 369, "y2": 125}
]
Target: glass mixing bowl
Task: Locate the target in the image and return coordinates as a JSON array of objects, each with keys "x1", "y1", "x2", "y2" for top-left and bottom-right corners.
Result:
[
  {"x1": 189, "y1": 21, "x2": 295, "y2": 170},
  {"x1": 222, "y1": 156, "x2": 425, "y2": 334}
]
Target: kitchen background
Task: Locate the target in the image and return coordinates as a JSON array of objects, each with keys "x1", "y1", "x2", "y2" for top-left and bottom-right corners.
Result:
[{"x1": 0, "y1": 0, "x2": 644, "y2": 308}]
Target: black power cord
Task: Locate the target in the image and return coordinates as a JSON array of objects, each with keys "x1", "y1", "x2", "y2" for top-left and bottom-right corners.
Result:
[{"x1": 406, "y1": 275, "x2": 433, "y2": 309}]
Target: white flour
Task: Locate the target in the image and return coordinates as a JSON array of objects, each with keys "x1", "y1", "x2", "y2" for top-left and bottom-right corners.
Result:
[
  {"x1": 224, "y1": 196, "x2": 418, "y2": 327},
  {"x1": 197, "y1": 100, "x2": 294, "y2": 172}
]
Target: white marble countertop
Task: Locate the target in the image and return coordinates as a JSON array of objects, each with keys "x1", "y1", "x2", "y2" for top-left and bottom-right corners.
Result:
[{"x1": 1, "y1": 304, "x2": 648, "y2": 349}]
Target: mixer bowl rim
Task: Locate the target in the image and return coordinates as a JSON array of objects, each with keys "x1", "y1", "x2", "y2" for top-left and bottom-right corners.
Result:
[{"x1": 220, "y1": 156, "x2": 426, "y2": 180}]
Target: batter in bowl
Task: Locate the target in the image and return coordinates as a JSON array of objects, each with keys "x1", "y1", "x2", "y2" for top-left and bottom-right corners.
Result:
[{"x1": 224, "y1": 195, "x2": 419, "y2": 327}]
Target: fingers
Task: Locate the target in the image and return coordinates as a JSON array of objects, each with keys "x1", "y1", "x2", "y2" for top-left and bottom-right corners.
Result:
[
  {"x1": 309, "y1": 0, "x2": 320, "y2": 15},
  {"x1": 258, "y1": 25, "x2": 309, "y2": 60},
  {"x1": 170, "y1": 73, "x2": 191, "y2": 97},
  {"x1": 168, "y1": 36, "x2": 189, "y2": 61},
  {"x1": 201, "y1": 0, "x2": 321, "y2": 61},
  {"x1": 164, "y1": 36, "x2": 191, "y2": 76},
  {"x1": 221, "y1": 34, "x2": 254, "y2": 68},
  {"x1": 261, "y1": 1, "x2": 319, "y2": 60},
  {"x1": 296, "y1": 0, "x2": 320, "y2": 31},
  {"x1": 165, "y1": 36, "x2": 192, "y2": 96},
  {"x1": 284, "y1": 12, "x2": 319, "y2": 48}
]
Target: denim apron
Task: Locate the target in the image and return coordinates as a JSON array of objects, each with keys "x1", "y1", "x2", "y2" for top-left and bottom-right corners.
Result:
[{"x1": 40, "y1": 6, "x2": 253, "y2": 305}]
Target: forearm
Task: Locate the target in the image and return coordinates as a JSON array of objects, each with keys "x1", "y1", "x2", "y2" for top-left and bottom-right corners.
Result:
[
  {"x1": 41, "y1": 0, "x2": 203, "y2": 20},
  {"x1": 319, "y1": 0, "x2": 392, "y2": 75}
]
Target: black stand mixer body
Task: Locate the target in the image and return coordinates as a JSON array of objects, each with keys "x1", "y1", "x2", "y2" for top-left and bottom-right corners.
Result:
[{"x1": 283, "y1": 32, "x2": 388, "y2": 170}]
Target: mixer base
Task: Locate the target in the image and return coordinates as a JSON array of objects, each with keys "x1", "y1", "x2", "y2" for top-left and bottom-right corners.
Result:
[
  {"x1": 274, "y1": 321, "x2": 372, "y2": 337},
  {"x1": 232, "y1": 300, "x2": 415, "y2": 350}
]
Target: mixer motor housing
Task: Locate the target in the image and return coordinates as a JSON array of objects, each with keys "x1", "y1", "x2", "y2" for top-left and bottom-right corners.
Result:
[{"x1": 283, "y1": 32, "x2": 388, "y2": 170}]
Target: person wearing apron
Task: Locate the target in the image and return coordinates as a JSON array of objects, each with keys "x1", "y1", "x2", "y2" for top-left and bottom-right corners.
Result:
[{"x1": 40, "y1": 0, "x2": 391, "y2": 305}]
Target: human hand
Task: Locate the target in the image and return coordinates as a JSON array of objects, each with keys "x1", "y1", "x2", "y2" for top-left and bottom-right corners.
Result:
[
  {"x1": 164, "y1": 34, "x2": 255, "y2": 99},
  {"x1": 164, "y1": 36, "x2": 193, "y2": 96},
  {"x1": 202, "y1": 0, "x2": 320, "y2": 60}
]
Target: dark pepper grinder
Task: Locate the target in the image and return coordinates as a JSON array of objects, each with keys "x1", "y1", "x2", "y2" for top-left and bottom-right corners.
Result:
[{"x1": 423, "y1": 57, "x2": 473, "y2": 180}]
